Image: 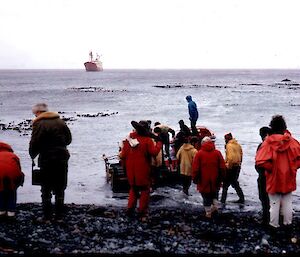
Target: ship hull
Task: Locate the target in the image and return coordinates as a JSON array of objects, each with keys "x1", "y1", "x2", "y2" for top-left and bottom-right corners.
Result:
[{"x1": 84, "y1": 61, "x2": 103, "y2": 72}]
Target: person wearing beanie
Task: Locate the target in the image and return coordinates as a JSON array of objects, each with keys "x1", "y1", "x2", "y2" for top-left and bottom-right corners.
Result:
[
  {"x1": 173, "y1": 120, "x2": 192, "y2": 154},
  {"x1": 0, "y1": 142, "x2": 24, "y2": 219},
  {"x1": 185, "y1": 95, "x2": 199, "y2": 136},
  {"x1": 256, "y1": 115, "x2": 300, "y2": 230},
  {"x1": 192, "y1": 136, "x2": 226, "y2": 218},
  {"x1": 221, "y1": 132, "x2": 245, "y2": 204},
  {"x1": 29, "y1": 103, "x2": 72, "y2": 222}
]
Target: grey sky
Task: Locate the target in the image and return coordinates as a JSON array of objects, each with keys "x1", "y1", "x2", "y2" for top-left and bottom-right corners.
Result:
[{"x1": 0, "y1": 0, "x2": 299, "y2": 69}]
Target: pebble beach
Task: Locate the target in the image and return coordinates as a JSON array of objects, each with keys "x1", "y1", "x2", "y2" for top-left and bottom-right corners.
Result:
[{"x1": 1, "y1": 202, "x2": 300, "y2": 255}]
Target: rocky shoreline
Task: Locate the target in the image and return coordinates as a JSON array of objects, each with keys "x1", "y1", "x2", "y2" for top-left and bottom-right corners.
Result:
[{"x1": 0, "y1": 203, "x2": 300, "y2": 255}]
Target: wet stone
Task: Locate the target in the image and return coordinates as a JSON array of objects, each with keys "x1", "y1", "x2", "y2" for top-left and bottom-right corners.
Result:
[{"x1": 0, "y1": 203, "x2": 300, "y2": 254}]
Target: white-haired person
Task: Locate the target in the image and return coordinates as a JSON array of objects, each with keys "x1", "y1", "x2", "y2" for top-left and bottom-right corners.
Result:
[{"x1": 29, "y1": 103, "x2": 72, "y2": 222}]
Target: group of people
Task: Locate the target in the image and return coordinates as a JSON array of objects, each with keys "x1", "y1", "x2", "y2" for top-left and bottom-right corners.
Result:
[
  {"x1": 1, "y1": 95, "x2": 300, "y2": 234},
  {"x1": 119, "y1": 96, "x2": 300, "y2": 232},
  {"x1": 120, "y1": 117, "x2": 245, "y2": 221}
]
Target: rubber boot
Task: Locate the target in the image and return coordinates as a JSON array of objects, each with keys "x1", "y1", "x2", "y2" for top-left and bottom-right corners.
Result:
[
  {"x1": 204, "y1": 206, "x2": 212, "y2": 218},
  {"x1": 55, "y1": 202, "x2": 64, "y2": 220}
]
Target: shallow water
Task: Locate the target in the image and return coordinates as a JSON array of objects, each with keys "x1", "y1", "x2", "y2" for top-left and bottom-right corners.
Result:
[{"x1": 1, "y1": 69, "x2": 300, "y2": 211}]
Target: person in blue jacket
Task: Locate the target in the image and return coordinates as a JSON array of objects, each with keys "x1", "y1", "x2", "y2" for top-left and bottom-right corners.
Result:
[{"x1": 186, "y1": 95, "x2": 199, "y2": 135}]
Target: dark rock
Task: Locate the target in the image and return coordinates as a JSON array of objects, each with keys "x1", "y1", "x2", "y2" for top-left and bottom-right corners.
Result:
[{"x1": 0, "y1": 203, "x2": 300, "y2": 254}]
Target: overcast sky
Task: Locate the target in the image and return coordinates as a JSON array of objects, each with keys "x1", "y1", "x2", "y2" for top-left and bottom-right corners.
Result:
[{"x1": 0, "y1": 0, "x2": 299, "y2": 69}]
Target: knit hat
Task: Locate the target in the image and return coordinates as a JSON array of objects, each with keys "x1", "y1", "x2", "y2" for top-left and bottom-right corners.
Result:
[{"x1": 32, "y1": 103, "x2": 48, "y2": 114}]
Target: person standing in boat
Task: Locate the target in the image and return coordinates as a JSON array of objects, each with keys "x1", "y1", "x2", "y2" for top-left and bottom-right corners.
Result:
[
  {"x1": 173, "y1": 120, "x2": 192, "y2": 154},
  {"x1": 153, "y1": 122, "x2": 175, "y2": 162},
  {"x1": 186, "y1": 95, "x2": 199, "y2": 135}
]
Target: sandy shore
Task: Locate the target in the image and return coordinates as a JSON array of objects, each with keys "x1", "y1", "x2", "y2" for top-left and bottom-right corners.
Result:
[{"x1": 0, "y1": 202, "x2": 300, "y2": 255}]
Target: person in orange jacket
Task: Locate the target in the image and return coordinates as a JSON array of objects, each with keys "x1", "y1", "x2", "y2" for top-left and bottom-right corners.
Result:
[
  {"x1": 0, "y1": 142, "x2": 24, "y2": 219},
  {"x1": 256, "y1": 115, "x2": 300, "y2": 229},
  {"x1": 192, "y1": 137, "x2": 226, "y2": 218},
  {"x1": 120, "y1": 120, "x2": 162, "y2": 221}
]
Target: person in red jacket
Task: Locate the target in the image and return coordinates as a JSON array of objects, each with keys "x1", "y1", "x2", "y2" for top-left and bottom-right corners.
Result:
[
  {"x1": 0, "y1": 142, "x2": 24, "y2": 219},
  {"x1": 256, "y1": 115, "x2": 300, "y2": 229},
  {"x1": 120, "y1": 120, "x2": 162, "y2": 221},
  {"x1": 192, "y1": 137, "x2": 226, "y2": 218}
]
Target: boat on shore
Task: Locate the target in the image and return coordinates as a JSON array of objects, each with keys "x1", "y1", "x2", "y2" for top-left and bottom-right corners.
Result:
[
  {"x1": 103, "y1": 126, "x2": 214, "y2": 193},
  {"x1": 84, "y1": 51, "x2": 103, "y2": 71}
]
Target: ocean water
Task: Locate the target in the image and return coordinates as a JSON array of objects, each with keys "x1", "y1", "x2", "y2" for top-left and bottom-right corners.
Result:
[{"x1": 1, "y1": 69, "x2": 300, "y2": 211}]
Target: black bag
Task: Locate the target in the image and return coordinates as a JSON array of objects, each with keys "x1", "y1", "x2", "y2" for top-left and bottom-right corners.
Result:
[{"x1": 32, "y1": 160, "x2": 42, "y2": 186}]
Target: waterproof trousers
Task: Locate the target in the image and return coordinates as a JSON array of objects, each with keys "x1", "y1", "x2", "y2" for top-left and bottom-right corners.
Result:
[
  {"x1": 201, "y1": 192, "x2": 219, "y2": 218},
  {"x1": 221, "y1": 165, "x2": 244, "y2": 203},
  {"x1": 257, "y1": 174, "x2": 270, "y2": 224},
  {"x1": 268, "y1": 192, "x2": 292, "y2": 228},
  {"x1": 181, "y1": 175, "x2": 192, "y2": 195},
  {"x1": 41, "y1": 186, "x2": 65, "y2": 220},
  {"x1": 190, "y1": 119, "x2": 198, "y2": 136},
  {"x1": 127, "y1": 185, "x2": 150, "y2": 216},
  {"x1": 40, "y1": 160, "x2": 68, "y2": 220},
  {"x1": 0, "y1": 190, "x2": 16, "y2": 212}
]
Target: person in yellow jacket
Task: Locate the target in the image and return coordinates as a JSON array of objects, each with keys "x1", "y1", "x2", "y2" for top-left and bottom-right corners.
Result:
[
  {"x1": 220, "y1": 133, "x2": 245, "y2": 204},
  {"x1": 176, "y1": 137, "x2": 198, "y2": 195}
]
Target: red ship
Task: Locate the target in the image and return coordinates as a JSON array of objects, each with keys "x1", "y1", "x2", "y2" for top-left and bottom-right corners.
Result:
[{"x1": 84, "y1": 51, "x2": 103, "y2": 71}]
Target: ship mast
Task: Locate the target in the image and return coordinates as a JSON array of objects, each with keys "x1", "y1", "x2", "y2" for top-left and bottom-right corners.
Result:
[{"x1": 89, "y1": 51, "x2": 93, "y2": 62}]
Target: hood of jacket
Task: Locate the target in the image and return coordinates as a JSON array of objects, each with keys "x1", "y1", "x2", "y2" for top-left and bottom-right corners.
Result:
[
  {"x1": 0, "y1": 142, "x2": 13, "y2": 152},
  {"x1": 33, "y1": 111, "x2": 60, "y2": 124},
  {"x1": 227, "y1": 138, "x2": 239, "y2": 145},
  {"x1": 181, "y1": 143, "x2": 196, "y2": 151},
  {"x1": 265, "y1": 132, "x2": 293, "y2": 152},
  {"x1": 186, "y1": 95, "x2": 192, "y2": 102},
  {"x1": 201, "y1": 141, "x2": 215, "y2": 152},
  {"x1": 127, "y1": 131, "x2": 140, "y2": 147},
  {"x1": 227, "y1": 138, "x2": 240, "y2": 147}
]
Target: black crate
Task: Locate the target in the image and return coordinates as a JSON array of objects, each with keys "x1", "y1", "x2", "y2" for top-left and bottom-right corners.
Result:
[{"x1": 110, "y1": 163, "x2": 129, "y2": 193}]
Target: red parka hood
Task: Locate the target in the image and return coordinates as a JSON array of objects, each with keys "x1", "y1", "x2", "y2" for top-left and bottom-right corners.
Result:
[
  {"x1": 0, "y1": 142, "x2": 13, "y2": 152},
  {"x1": 265, "y1": 131, "x2": 293, "y2": 152},
  {"x1": 201, "y1": 141, "x2": 215, "y2": 152}
]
